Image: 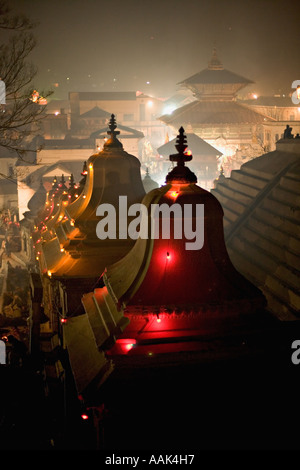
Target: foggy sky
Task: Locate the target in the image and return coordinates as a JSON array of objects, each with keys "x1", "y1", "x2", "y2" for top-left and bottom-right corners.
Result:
[{"x1": 9, "y1": 0, "x2": 300, "y2": 100}]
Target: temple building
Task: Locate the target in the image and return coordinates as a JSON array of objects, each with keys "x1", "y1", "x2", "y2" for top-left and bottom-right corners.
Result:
[
  {"x1": 241, "y1": 95, "x2": 300, "y2": 152},
  {"x1": 159, "y1": 49, "x2": 279, "y2": 174}
]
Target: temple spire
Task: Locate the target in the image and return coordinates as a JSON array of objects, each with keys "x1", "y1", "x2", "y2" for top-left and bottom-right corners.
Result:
[
  {"x1": 104, "y1": 114, "x2": 123, "y2": 149},
  {"x1": 166, "y1": 127, "x2": 197, "y2": 183},
  {"x1": 208, "y1": 46, "x2": 223, "y2": 70},
  {"x1": 69, "y1": 174, "x2": 75, "y2": 190}
]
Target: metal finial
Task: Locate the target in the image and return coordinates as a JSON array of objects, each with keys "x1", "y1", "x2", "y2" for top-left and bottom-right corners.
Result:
[
  {"x1": 69, "y1": 174, "x2": 75, "y2": 189},
  {"x1": 166, "y1": 127, "x2": 197, "y2": 184},
  {"x1": 208, "y1": 46, "x2": 223, "y2": 70},
  {"x1": 81, "y1": 161, "x2": 88, "y2": 176},
  {"x1": 104, "y1": 114, "x2": 123, "y2": 148},
  {"x1": 169, "y1": 127, "x2": 192, "y2": 166}
]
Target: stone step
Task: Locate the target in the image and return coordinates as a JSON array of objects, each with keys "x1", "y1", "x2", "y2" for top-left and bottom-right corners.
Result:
[
  {"x1": 230, "y1": 228, "x2": 300, "y2": 293},
  {"x1": 214, "y1": 183, "x2": 254, "y2": 206},
  {"x1": 254, "y1": 207, "x2": 300, "y2": 238},
  {"x1": 223, "y1": 207, "x2": 240, "y2": 225},
  {"x1": 271, "y1": 186, "x2": 300, "y2": 207},
  {"x1": 263, "y1": 288, "x2": 299, "y2": 321},
  {"x1": 228, "y1": 246, "x2": 300, "y2": 321},
  {"x1": 247, "y1": 215, "x2": 300, "y2": 255},
  {"x1": 262, "y1": 196, "x2": 300, "y2": 221},
  {"x1": 238, "y1": 165, "x2": 274, "y2": 181},
  {"x1": 280, "y1": 175, "x2": 300, "y2": 193},
  {"x1": 265, "y1": 275, "x2": 300, "y2": 313},
  {"x1": 230, "y1": 169, "x2": 269, "y2": 189},
  {"x1": 275, "y1": 265, "x2": 300, "y2": 291},
  {"x1": 225, "y1": 177, "x2": 262, "y2": 198},
  {"x1": 230, "y1": 236, "x2": 278, "y2": 274},
  {"x1": 239, "y1": 225, "x2": 300, "y2": 270},
  {"x1": 285, "y1": 168, "x2": 300, "y2": 181},
  {"x1": 223, "y1": 216, "x2": 232, "y2": 229},
  {"x1": 211, "y1": 189, "x2": 247, "y2": 217}
]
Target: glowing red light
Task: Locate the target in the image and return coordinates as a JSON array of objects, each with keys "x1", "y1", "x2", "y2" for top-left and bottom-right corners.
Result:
[
  {"x1": 60, "y1": 318, "x2": 67, "y2": 324},
  {"x1": 157, "y1": 318, "x2": 161, "y2": 323},
  {"x1": 166, "y1": 252, "x2": 170, "y2": 259},
  {"x1": 185, "y1": 150, "x2": 192, "y2": 156},
  {"x1": 81, "y1": 414, "x2": 89, "y2": 420},
  {"x1": 116, "y1": 338, "x2": 137, "y2": 353}
]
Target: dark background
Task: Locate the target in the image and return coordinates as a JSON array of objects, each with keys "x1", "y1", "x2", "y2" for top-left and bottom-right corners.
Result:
[{"x1": 9, "y1": 0, "x2": 300, "y2": 99}]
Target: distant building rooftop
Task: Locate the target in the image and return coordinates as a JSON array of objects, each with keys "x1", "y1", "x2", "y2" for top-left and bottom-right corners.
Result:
[
  {"x1": 160, "y1": 100, "x2": 275, "y2": 126},
  {"x1": 241, "y1": 95, "x2": 300, "y2": 108},
  {"x1": 69, "y1": 91, "x2": 137, "y2": 101},
  {"x1": 80, "y1": 106, "x2": 111, "y2": 118},
  {"x1": 157, "y1": 132, "x2": 222, "y2": 157}
]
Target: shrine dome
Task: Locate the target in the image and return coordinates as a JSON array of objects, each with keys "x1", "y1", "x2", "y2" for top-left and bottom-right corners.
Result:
[
  {"x1": 82, "y1": 127, "x2": 267, "y2": 358},
  {"x1": 103, "y1": 127, "x2": 265, "y2": 314},
  {"x1": 36, "y1": 115, "x2": 145, "y2": 280}
]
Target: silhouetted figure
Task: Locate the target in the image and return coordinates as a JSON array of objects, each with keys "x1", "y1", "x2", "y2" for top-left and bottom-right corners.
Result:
[{"x1": 283, "y1": 125, "x2": 293, "y2": 139}]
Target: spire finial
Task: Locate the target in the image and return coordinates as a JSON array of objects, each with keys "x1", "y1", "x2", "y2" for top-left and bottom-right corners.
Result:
[
  {"x1": 166, "y1": 127, "x2": 197, "y2": 184},
  {"x1": 169, "y1": 127, "x2": 192, "y2": 166},
  {"x1": 208, "y1": 46, "x2": 223, "y2": 70},
  {"x1": 104, "y1": 114, "x2": 123, "y2": 148},
  {"x1": 69, "y1": 174, "x2": 75, "y2": 189},
  {"x1": 81, "y1": 161, "x2": 87, "y2": 176}
]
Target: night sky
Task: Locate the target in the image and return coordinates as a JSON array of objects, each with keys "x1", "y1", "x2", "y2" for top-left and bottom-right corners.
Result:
[{"x1": 9, "y1": 0, "x2": 300, "y2": 100}]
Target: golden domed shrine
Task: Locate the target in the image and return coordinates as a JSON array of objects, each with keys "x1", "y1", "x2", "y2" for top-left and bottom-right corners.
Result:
[{"x1": 28, "y1": 116, "x2": 146, "y2": 386}]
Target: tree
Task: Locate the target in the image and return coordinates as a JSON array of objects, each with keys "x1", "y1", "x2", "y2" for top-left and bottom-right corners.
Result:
[{"x1": 0, "y1": 0, "x2": 51, "y2": 165}]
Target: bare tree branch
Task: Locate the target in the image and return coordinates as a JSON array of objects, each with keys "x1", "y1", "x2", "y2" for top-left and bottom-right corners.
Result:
[
  {"x1": 0, "y1": 1, "x2": 52, "y2": 172},
  {"x1": 0, "y1": 0, "x2": 37, "y2": 31}
]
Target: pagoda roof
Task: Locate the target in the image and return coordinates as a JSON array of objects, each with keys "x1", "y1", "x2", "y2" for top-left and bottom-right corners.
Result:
[
  {"x1": 90, "y1": 124, "x2": 144, "y2": 140},
  {"x1": 178, "y1": 68, "x2": 254, "y2": 86},
  {"x1": 159, "y1": 100, "x2": 275, "y2": 126},
  {"x1": 80, "y1": 106, "x2": 111, "y2": 119},
  {"x1": 240, "y1": 96, "x2": 300, "y2": 108},
  {"x1": 23, "y1": 161, "x2": 85, "y2": 191},
  {"x1": 157, "y1": 132, "x2": 222, "y2": 157},
  {"x1": 178, "y1": 49, "x2": 253, "y2": 87}
]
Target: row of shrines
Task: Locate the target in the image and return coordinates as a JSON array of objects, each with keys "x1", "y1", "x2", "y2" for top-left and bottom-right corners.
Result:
[{"x1": 20, "y1": 115, "x2": 294, "y2": 403}]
